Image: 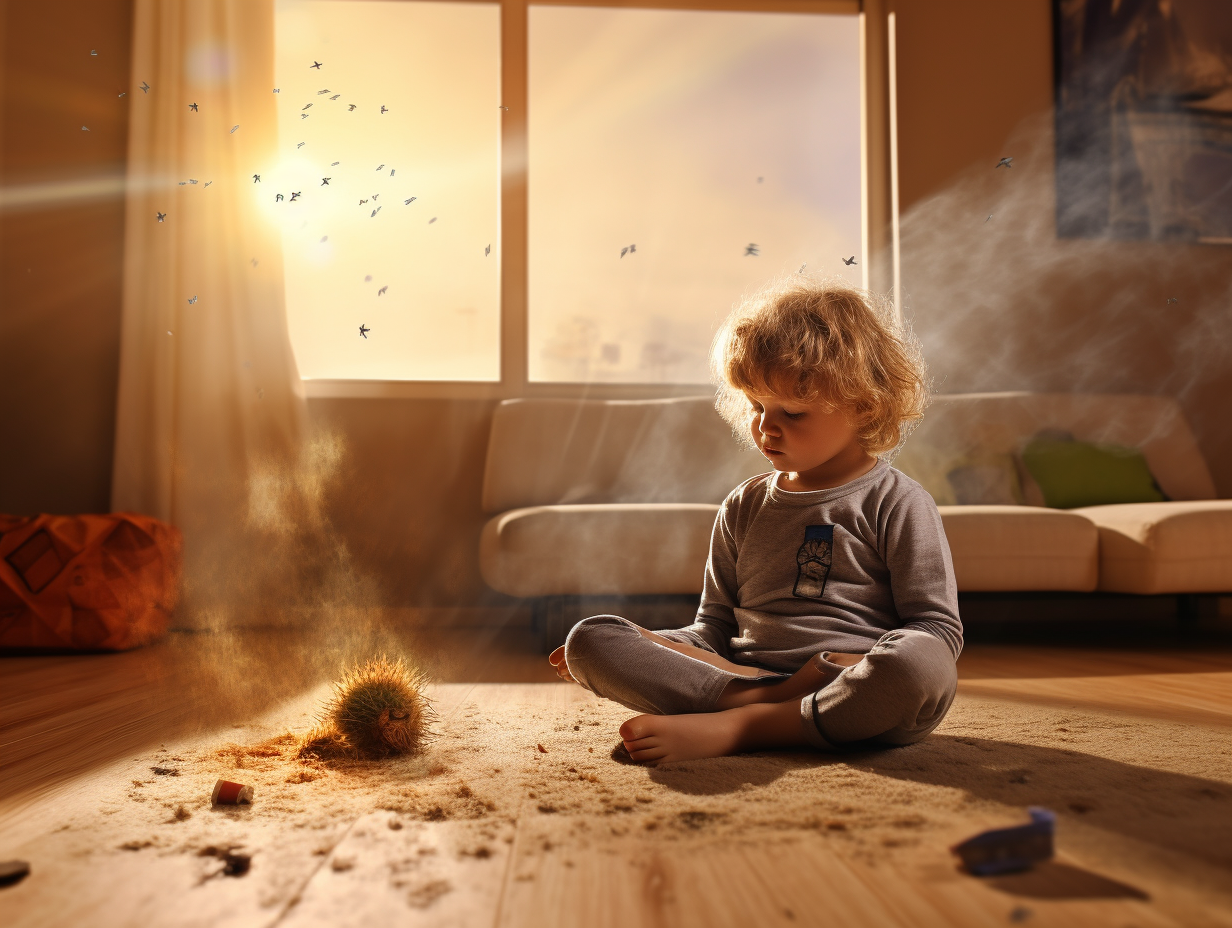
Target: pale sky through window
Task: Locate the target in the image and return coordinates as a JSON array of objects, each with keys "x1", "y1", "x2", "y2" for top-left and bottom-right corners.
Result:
[
  {"x1": 528, "y1": 6, "x2": 862, "y2": 384},
  {"x1": 273, "y1": 0, "x2": 500, "y2": 382}
]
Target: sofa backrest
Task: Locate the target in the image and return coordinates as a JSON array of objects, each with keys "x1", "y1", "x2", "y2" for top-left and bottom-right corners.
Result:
[
  {"x1": 896, "y1": 392, "x2": 1216, "y2": 504},
  {"x1": 482, "y1": 397, "x2": 769, "y2": 513}
]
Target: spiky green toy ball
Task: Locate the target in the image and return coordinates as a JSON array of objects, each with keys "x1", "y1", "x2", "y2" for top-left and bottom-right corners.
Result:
[{"x1": 299, "y1": 655, "x2": 433, "y2": 760}]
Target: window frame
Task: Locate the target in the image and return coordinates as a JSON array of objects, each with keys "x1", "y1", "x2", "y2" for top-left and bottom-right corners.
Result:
[{"x1": 301, "y1": 0, "x2": 877, "y2": 401}]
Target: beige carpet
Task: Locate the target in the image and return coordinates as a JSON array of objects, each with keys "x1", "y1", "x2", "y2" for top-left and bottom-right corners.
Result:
[{"x1": 3, "y1": 681, "x2": 1231, "y2": 928}]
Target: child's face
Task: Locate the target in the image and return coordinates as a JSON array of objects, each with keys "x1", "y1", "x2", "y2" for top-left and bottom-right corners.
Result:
[{"x1": 744, "y1": 390, "x2": 866, "y2": 480}]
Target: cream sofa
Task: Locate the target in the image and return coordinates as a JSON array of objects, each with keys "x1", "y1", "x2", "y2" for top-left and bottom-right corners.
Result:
[{"x1": 479, "y1": 393, "x2": 1230, "y2": 645}]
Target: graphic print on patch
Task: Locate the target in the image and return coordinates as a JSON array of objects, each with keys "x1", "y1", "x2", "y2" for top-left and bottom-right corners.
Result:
[{"x1": 793, "y1": 524, "x2": 834, "y2": 600}]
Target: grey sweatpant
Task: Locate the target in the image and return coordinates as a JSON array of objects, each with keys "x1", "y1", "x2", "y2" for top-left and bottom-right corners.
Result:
[{"x1": 564, "y1": 616, "x2": 957, "y2": 750}]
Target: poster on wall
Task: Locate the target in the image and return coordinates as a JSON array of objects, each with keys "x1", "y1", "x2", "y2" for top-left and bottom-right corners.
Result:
[{"x1": 1054, "y1": 0, "x2": 1232, "y2": 243}]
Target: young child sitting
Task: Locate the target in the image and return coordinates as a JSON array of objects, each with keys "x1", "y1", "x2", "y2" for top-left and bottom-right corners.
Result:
[{"x1": 548, "y1": 278, "x2": 962, "y2": 765}]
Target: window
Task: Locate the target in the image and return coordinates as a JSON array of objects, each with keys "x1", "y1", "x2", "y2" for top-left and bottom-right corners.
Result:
[
  {"x1": 528, "y1": 6, "x2": 862, "y2": 384},
  {"x1": 275, "y1": 0, "x2": 864, "y2": 394},
  {"x1": 274, "y1": 1, "x2": 501, "y2": 381}
]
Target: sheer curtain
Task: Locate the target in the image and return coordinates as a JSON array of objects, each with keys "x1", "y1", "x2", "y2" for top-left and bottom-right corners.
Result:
[{"x1": 112, "y1": 0, "x2": 307, "y2": 628}]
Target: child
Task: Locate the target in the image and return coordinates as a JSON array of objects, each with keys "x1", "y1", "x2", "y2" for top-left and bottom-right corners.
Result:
[{"x1": 548, "y1": 279, "x2": 962, "y2": 765}]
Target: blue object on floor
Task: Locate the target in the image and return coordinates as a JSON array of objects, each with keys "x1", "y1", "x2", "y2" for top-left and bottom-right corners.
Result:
[{"x1": 951, "y1": 807, "x2": 1055, "y2": 875}]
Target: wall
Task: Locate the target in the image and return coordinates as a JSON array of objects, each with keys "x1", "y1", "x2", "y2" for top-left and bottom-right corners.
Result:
[
  {"x1": 889, "y1": 0, "x2": 1232, "y2": 495},
  {"x1": 0, "y1": 0, "x2": 134, "y2": 515}
]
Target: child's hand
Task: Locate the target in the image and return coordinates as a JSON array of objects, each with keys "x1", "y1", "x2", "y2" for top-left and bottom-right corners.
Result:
[{"x1": 548, "y1": 645, "x2": 576, "y2": 684}]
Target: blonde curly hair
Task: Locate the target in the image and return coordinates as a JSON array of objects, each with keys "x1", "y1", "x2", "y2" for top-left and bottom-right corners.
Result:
[{"x1": 711, "y1": 277, "x2": 929, "y2": 457}]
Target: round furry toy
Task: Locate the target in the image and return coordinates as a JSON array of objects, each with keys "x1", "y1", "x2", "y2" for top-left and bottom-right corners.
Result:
[{"x1": 298, "y1": 655, "x2": 433, "y2": 760}]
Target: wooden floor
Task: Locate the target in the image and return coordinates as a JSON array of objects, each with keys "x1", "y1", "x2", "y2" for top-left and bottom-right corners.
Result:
[{"x1": 3, "y1": 614, "x2": 1231, "y2": 928}]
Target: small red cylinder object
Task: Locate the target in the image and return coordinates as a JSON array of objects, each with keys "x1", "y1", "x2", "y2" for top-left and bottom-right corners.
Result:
[{"x1": 211, "y1": 779, "x2": 254, "y2": 805}]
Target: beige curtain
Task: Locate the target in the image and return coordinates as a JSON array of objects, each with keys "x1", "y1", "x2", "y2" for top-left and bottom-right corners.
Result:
[{"x1": 112, "y1": 0, "x2": 307, "y2": 627}]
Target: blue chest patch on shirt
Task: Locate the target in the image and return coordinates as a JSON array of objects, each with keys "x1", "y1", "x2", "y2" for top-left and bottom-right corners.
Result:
[{"x1": 793, "y1": 524, "x2": 834, "y2": 600}]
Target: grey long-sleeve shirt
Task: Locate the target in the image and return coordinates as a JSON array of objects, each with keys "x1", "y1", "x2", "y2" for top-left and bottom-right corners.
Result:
[{"x1": 684, "y1": 460, "x2": 963, "y2": 672}]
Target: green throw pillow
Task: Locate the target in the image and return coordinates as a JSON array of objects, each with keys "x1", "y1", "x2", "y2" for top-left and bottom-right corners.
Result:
[{"x1": 1020, "y1": 438, "x2": 1167, "y2": 509}]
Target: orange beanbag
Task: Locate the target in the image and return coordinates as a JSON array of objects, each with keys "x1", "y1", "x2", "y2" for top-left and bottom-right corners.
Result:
[{"x1": 0, "y1": 513, "x2": 182, "y2": 651}]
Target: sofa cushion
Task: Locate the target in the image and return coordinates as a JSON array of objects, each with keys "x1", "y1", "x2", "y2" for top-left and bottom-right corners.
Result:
[
  {"x1": 481, "y1": 397, "x2": 766, "y2": 513},
  {"x1": 1074, "y1": 502, "x2": 1232, "y2": 594},
  {"x1": 1021, "y1": 437, "x2": 1167, "y2": 509},
  {"x1": 897, "y1": 393, "x2": 1216, "y2": 506},
  {"x1": 938, "y1": 505, "x2": 1099, "y2": 592},
  {"x1": 480, "y1": 504, "x2": 718, "y2": 598}
]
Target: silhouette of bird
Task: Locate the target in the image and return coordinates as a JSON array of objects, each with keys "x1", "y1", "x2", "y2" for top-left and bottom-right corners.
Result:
[
  {"x1": 745, "y1": 243, "x2": 759, "y2": 256},
  {"x1": 498, "y1": 105, "x2": 509, "y2": 111},
  {"x1": 156, "y1": 212, "x2": 166, "y2": 222},
  {"x1": 188, "y1": 296, "x2": 197, "y2": 304},
  {"x1": 380, "y1": 106, "x2": 388, "y2": 114},
  {"x1": 253, "y1": 174, "x2": 260, "y2": 183},
  {"x1": 1167, "y1": 297, "x2": 1179, "y2": 304},
  {"x1": 428, "y1": 217, "x2": 437, "y2": 224},
  {"x1": 290, "y1": 191, "x2": 301, "y2": 201},
  {"x1": 348, "y1": 104, "x2": 357, "y2": 111},
  {"x1": 302, "y1": 104, "x2": 312, "y2": 111},
  {"x1": 378, "y1": 286, "x2": 388, "y2": 296},
  {"x1": 376, "y1": 164, "x2": 384, "y2": 171},
  {"x1": 140, "y1": 81, "x2": 150, "y2": 93},
  {"x1": 485, "y1": 244, "x2": 491, "y2": 257},
  {"x1": 321, "y1": 177, "x2": 331, "y2": 185},
  {"x1": 230, "y1": 125, "x2": 239, "y2": 133},
  {"x1": 297, "y1": 141, "x2": 305, "y2": 148},
  {"x1": 317, "y1": 89, "x2": 330, "y2": 95},
  {"x1": 404, "y1": 197, "x2": 417, "y2": 205},
  {"x1": 843, "y1": 255, "x2": 857, "y2": 265},
  {"x1": 359, "y1": 199, "x2": 368, "y2": 205},
  {"x1": 311, "y1": 61, "x2": 323, "y2": 69},
  {"x1": 189, "y1": 102, "x2": 198, "y2": 112},
  {"x1": 330, "y1": 94, "x2": 340, "y2": 100},
  {"x1": 799, "y1": 264, "x2": 807, "y2": 274},
  {"x1": 359, "y1": 324, "x2": 370, "y2": 338},
  {"x1": 996, "y1": 157, "x2": 1013, "y2": 169}
]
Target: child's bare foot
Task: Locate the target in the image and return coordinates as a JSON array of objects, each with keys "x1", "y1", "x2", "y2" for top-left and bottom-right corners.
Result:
[
  {"x1": 619, "y1": 700, "x2": 808, "y2": 765},
  {"x1": 714, "y1": 650, "x2": 864, "y2": 710}
]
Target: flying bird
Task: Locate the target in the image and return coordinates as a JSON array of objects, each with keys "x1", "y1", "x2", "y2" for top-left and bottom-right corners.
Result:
[
  {"x1": 331, "y1": 161, "x2": 339, "y2": 166},
  {"x1": 188, "y1": 179, "x2": 198, "y2": 184},
  {"x1": 189, "y1": 102, "x2": 198, "y2": 112},
  {"x1": 1167, "y1": 297, "x2": 1179, "y2": 304},
  {"x1": 140, "y1": 81, "x2": 150, "y2": 93},
  {"x1": 799, "y1": 264, "x2": 807, "y2": 273},
  {"x1": 996, "y1": 157, "x2": 1013, "y2": 169},
  {"x1": 359, "y1": 324, "x2": 370, "y2": 338},
  {"x1": 81, "y1": 126, "x2": 89, "y2": 131},
  {"x1": 118, "y1": 92, "x2": 126, "y2": 97},
  {"x1": 745, "y1": 243, "x2": 759, "y2": 256},
  {"x1": 330, "y1": 94, "x2": 340, "y2": 100},
  {"x1": 156, "y1": 212, "x2": 166, "y2": 222},
  {"x1": 302, "y1": 104, "x2": 312, "y2": 111},
  {"x1": 620, "y1": 244, "x2": 637, "y2": 258},
  {"x1": 348, "y1": 104, "x2": 357, "y2": 111},
  {"x1": 91, "y1": 50, "x2": 97, "y2": 56},
  {"x1": 230, "y1": 125, "x2": 239, "y2": 133},
  {"x1": 273, "y1": 88, "x2": 280, "y2": 93},
  {"x1": 204, "y1": 181, "x2": 212, "y2": 187},
  {"x1": 485, "y1": 244, "x2": 491, "y2": 257},
  {"x1": 380, "y1": 105, "x2": 388, "y2": 114},
  {"x1": 253, "y1": 174, "x2": 260, "y2": 183},
  {"x1": 187, "y1": 295, "x2": 197, "y2": 304},
  {"x1": 498, "y1": 105, "x2": 509, "y2": 111},
  {"x1": 843, "y1": 255, "x2": 857, "y2": 265},
  {"x1": 378, "y1": 286, "x2": 387, "y2": 296},
  {"x1": 404, "y1": 197, "x2": 416, "y2": 205},
  {"x1": 371, "y1": 208, "x2": 380, "y2": 217},
  {"x1": 297, "y1": 141, "x2": 305, "y2": 148},
  {"x1": 359, "y1": 199, "x2": 368, "y2": 205},
  {"x1": 290, "y1": 191, "x2": 301, "y2": 201},
  {"x1": 317, "y1": 89, "x2": 330, "y2": 95},
  {"x1": 321, "y1": 177, "x2": 331, "y2": 185},
  {"x1": 376, "y1": 164, "x2": 384, "y2": 171},
  {"x1": 311, "y1": 61, "x2": 323, "y2": 69},
  {"x1": 428, "y1": 217, "x2": 437, "y2": 224},
  {"x1": 390, "y1": 169, "x2": 395, "y2": 176},
  {"x1": 276, "y1": 194, "x2": 284, "y2": 202}
]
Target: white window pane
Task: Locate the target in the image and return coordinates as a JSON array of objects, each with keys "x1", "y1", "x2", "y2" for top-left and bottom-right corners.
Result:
[
  {"x1": 528, "y1": 7, "x2": 862, "y2": 384},
  {"x1": 274, "y1": 1, "x2": 500, "y2": 381}
]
